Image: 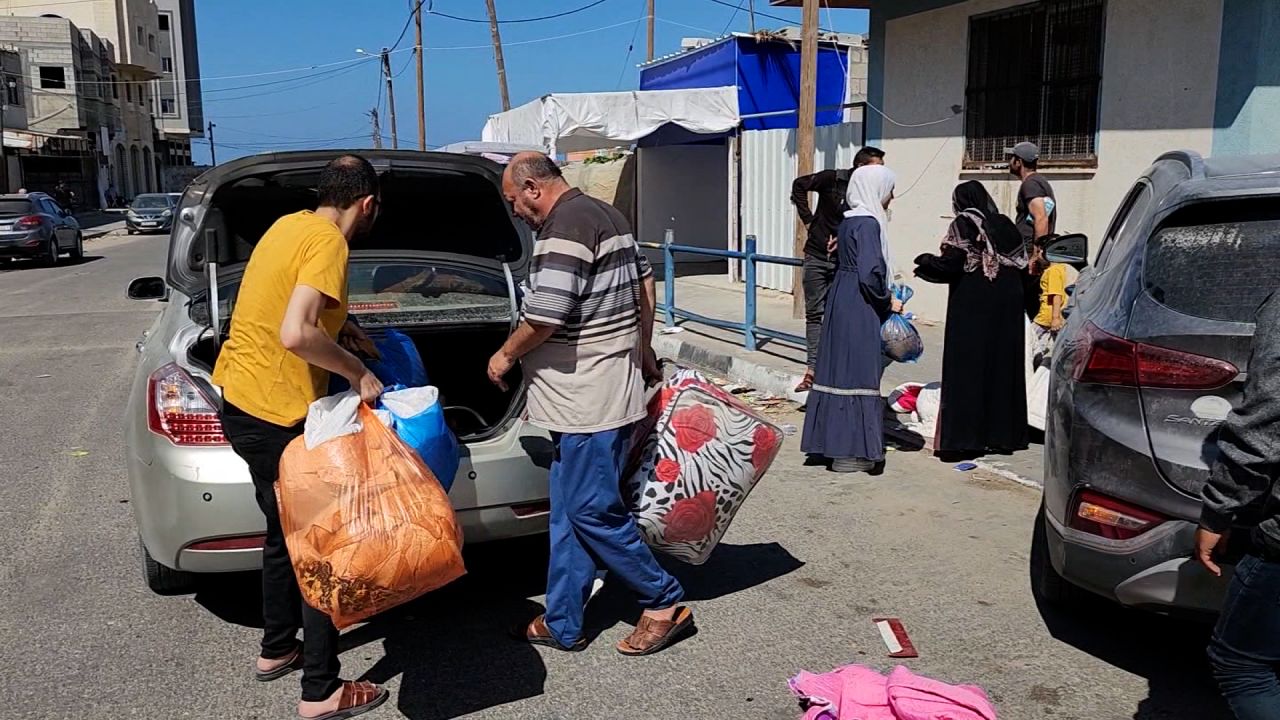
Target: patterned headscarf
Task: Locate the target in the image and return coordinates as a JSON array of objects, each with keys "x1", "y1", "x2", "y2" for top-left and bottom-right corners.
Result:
[{"x1": 941, "y1": 181, "x2": 1026, "y2": 281}]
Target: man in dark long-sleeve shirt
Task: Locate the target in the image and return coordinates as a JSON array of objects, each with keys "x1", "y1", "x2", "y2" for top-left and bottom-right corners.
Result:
[
  {"x1": 790, "y1": 146, "x2": 884, "y2": 391},
  {"x1": 1196, "y1": 290, "x2": 1280, "y2": 719}
]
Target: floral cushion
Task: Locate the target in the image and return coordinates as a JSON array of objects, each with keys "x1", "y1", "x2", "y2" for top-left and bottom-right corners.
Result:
[{"x1": 624, "y1": 367, "x2": 785, "y2": 564}]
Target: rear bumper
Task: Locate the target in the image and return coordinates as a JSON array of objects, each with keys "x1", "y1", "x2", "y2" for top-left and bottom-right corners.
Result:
[
  {"x1": 126, "y1": 217, "x2": 172, "y2": 232},
  {"x1": 0, "y1": 232, "x2": 46, "y2": 256},
  {"x1": 1043, "y1": 508, "x2": 1231, "y2": 614}
]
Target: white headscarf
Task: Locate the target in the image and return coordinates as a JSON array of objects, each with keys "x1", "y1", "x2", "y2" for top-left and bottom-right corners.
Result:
[{"x1": 844, "y1": 164, "x2": 898, "y2": 280}]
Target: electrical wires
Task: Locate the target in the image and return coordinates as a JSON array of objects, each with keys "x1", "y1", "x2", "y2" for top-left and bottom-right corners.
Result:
[{"x1": 429, "y1": 0, "x2": 614, "y2": 24}]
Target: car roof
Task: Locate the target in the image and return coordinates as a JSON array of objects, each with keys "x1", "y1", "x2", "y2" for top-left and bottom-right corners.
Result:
[
  {"x1": 0, "y1": 192, "x2": 48, "y2": 200},
  {"x1": 1146, "y1": 151, "x2": 1280, "y2": 212}
]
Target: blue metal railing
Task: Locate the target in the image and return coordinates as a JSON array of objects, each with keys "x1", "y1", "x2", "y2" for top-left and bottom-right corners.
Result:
[{"x1": 639, "y1": 231, "x2": 805, "y2": 352}]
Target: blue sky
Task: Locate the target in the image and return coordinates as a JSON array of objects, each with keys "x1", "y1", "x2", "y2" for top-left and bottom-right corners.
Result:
[{"x1": 191, "y1": 0, "x2": 869, "y2": 164}]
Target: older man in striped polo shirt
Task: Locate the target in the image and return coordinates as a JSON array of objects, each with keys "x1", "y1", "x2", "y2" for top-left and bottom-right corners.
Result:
[{"x1": 488, "y1": 152, "x2": 693, "y2": 656}]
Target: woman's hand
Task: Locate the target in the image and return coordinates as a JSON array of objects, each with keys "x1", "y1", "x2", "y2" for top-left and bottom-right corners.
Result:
[
  {"x1": 826, "y1": 235, "x2": 838, "y2": 255},
  {"x1": 891, "y1": 298, "x2": 904, "y2": 314}
]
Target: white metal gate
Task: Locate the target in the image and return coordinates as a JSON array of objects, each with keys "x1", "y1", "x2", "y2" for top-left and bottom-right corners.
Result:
[{"x1": 739, "y1": 121, "x2": 864, "y2": 292}]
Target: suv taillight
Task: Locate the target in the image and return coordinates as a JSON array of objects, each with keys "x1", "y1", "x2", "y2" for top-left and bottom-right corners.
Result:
[
  {"x1": 14, "y1": 215, "x2": 41, "y2": 230},
  {"x1": 1068, "y1": 489, "x2": 1167, "y2": 541},
  {"x1": 1073, "y1": 322, "x2": 1237, "y2": 389},
  {"x1": 147, "y1": 363, "x2": 227, "y2": 446}
]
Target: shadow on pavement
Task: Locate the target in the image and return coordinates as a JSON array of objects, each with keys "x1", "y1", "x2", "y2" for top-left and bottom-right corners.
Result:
[
  {"x1": 0, "y1": 255, "x2": 103, "y2": 273},
  {"x1": 1029, "y1": 519, "x2": 1231, "y2": 719}
]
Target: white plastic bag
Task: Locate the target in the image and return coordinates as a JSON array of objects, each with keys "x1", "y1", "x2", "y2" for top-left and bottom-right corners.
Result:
[{"x1": 304, "y1": 391, "x2": 364, "y2": 450}]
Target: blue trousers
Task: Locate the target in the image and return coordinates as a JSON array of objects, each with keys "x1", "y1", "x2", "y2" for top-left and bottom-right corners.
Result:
[
  {"x1": 1208, "y1": 553, "x2": 1280, "y2": 720},
  {"x1": 544, "y1": 425, "x2": 685, "y2": 647}
]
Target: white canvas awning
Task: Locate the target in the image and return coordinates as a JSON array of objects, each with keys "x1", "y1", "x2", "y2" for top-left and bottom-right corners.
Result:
[{"x1": 481, "y1": 87, "x2": 740, "y2": 156}]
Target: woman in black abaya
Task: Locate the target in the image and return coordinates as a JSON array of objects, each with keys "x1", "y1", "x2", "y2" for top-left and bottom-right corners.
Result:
[{"x1": 913, "y1": 181, "x2": 1029, "y2": 458}]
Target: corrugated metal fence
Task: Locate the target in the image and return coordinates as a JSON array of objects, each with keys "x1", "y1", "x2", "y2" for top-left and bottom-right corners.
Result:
[{"x1": 740, "y1": 121, "x2": 864, "y2": 292}]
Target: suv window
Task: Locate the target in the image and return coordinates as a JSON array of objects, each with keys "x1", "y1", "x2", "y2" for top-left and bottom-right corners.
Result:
[
  {"x1": 1144, "y1": 201, "x2": 1280, "y2": 323},
  {"x1": 0, "y1": 199, "x2": 33, "y2": 216},
  {"x1": 1094, "y1": 182, "x2": 1153, "y2": 271}
]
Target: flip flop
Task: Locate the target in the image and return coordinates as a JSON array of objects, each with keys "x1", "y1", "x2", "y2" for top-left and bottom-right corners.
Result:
[
  {"x1": 302, "y1": 681, "x2": 388, "y2": 720},
  {"x1": 795, "y1": 372, "x2": 815, "y2": 393},
  {"x1": 616, "y1": 606, "x2": 695, "y2": 656},
  {"x1": 511, "y1": 614, "x2": 586, "y2": 652},
  {"x1": 253, "y1": 646, "x2": 303, "y2": 682}
]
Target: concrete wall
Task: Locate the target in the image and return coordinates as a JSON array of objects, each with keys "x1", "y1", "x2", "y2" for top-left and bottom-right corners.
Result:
[
  {"x1": 868, "y1": 0, "x2": 1224, "y2": 319},
  {"x1": 1213, "y1": 0, "x2": 1280, "y2": 156}
]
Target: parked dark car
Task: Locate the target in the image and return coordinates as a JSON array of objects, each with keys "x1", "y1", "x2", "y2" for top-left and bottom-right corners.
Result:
[
  {"x1": 0, "y1": 192, "x2": 83, "y2": 265},
  {"x1": 1035, "y1": 150, "x2": 1280, "y2": 616},
  {"x1": 126, "y1": 193, "x2": 177, "y2": 234}
]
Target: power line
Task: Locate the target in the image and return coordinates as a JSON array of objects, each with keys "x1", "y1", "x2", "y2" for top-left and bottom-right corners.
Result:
[
  {"x1": 615, "y1": 0, "x2": 648, "y2": 89},
  {"x1": 720, "y1": 0, "x2": 746, "y2": 35},
  {"x1": 702, "y1": 0, "x2": 837, "y2": 32},
  {"x1": 430, "y1": 0, "x2": 613, "y2": 23},
  {"x1": 202, "y1": 61, "x2": 372, "y2": 104}
]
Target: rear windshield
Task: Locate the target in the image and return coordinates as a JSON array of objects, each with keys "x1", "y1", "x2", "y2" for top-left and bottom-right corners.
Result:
[
  {"x1": 1145, "y1": 201, "x2": 1280, "y2": 323},
  {"x1": 0, "y1": 200, "x2": 33, "y2": 216}
]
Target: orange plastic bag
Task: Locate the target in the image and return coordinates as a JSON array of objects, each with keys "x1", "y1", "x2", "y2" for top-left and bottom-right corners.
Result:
[{"x1": 277, "y1": 403, "x2": 465, "y2": 629}]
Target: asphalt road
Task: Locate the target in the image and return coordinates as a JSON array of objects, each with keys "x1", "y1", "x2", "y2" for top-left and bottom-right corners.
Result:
[{"x1": 0, "y1": 232, "x2": 1233, "y2": 720}]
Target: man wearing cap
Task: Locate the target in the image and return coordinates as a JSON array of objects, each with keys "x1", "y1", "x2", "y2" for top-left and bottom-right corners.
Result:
[{"x1": 1007, "y1": 141, "x2": 1056, "y2": 249}]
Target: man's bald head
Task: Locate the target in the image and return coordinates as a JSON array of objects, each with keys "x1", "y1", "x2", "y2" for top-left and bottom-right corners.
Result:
[{"x1": 502, "y1": 151, "x2": 570, "y2": 229}]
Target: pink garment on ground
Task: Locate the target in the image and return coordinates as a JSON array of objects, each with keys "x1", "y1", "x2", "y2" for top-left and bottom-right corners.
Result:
[
  {"x1": 789, "y1": 665, "x2": 997, "y2": 720},
  {"x1": 886, "y1": 666, "x2": 998, "y2": 720}
]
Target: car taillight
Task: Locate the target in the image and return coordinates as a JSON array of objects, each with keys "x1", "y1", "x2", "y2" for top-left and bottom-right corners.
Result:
[
  {"x1": 14, "y1": 215, "x2": 41, "y2": 230},
  {"x1": 1068, "y1": 489, "x2": 1167, "y2": 540},
  {"x1": 1073, "y1": 322, "x2": 1237, "y2": 389},
  {"x1": 186, "y1": 534, "x2": 265, "y2": 551},
  {"x1": 147, "y1": 363, "x2": 227, "y2": 446}
]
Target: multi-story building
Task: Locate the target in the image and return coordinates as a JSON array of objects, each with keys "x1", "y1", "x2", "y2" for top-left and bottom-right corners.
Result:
[
  {"x1": 152, "y1": 0, "x2": 202, "y2": 189},
  {"x1": 22, "y1": 0, "x2": 165, "y2": 200},
  {"x1": 0, "y1": 16, "x2": 115, "y2": 201}
]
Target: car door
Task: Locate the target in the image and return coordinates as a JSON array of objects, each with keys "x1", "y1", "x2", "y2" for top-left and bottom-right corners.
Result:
[{"x1": 42, "y1": 199, "x2": 71, "y2": 247}]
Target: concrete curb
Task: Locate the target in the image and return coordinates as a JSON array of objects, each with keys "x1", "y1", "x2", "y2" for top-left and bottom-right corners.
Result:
[
  {"x1": 653, "y1": 331, "x2": 808, "y2": 403},
  {"x1": 84, "y1": 222, "x2": 125, "y2": 241}
]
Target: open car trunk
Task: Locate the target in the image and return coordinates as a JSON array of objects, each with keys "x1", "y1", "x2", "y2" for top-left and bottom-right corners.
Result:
[{"x1": 181, "y1": 151, "x2": 531, "y2": 441}]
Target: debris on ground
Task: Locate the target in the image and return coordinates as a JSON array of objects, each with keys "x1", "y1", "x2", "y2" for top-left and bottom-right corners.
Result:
[
  {"x1": 954, "y1": 462, "x2": 977, "y2": 472},
  {"x1": 658, "y1": 326, "x2": 685, "y2": 335},
  {"x1": 874, "y1": 617, "x2": 919, "y2": 659}
]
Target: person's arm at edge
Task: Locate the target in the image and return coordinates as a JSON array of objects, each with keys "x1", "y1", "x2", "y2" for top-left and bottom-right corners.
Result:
[
  {"x1": 1029, "y1": 196, "x2": 1050, "y2": 241},
  {"x1": 790, "y1": 171, "x2": 829, "y2": 227},
  {"x1": 280, "y1": 285, "x2": 380, "y2": 402},
  {"x1": 1196, "y1": 293, "x2": 1280, "y2": 575}
]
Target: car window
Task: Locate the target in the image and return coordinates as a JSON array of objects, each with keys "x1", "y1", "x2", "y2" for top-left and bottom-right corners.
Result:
[
  {"x1": 1094, "y1": 182, "x2": 1153, "y2": 271},
  {"x1": 0, "y1": 199, "x2": 33, "y2": 216},
  {"x1": 346, "y1": 261, "x2": 512, "y2": 326},
  {"x1": 46, "y1": 200, "x2": 64, "y2": 216},
  {"x1": 133, "y1": 195, "x2": 171, "y2": 209},
  {"x1": 1144, "y1": 202, "x2": 1280, "y2": 323}
]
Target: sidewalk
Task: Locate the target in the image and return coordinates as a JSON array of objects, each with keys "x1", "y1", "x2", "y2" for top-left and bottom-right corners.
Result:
[
  {"x1": 76, "y1": 211, "x2": 126, "y2": 239},
  {"x1": 652, "y1": 273, "x2": 1044, "y2": 486}
]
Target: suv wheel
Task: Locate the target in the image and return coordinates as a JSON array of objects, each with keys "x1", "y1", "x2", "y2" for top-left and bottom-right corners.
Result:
[
  {"x1": 44, "y1": 237, "x2": 59, "y2": 266},
  {"x1": 70, "y1": 233, "x2": 83, "y2": 260},
  {"x1": 140, "y1": 537, "x2": 198, "y2": 595},
  {"x1": 1031, "y1": 503, "x2": 1080, "y2": 607}
]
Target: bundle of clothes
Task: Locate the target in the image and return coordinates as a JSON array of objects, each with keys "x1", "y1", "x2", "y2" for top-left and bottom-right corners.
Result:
[{"x1": 790, "y1": 664, "x2": 998, "y2": 720}]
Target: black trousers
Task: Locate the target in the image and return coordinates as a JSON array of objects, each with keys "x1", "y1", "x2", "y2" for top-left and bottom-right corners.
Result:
[
  {"x1": 221, "y1": 402, "x2": 341, "y2": 702},
  {"x1": 802, "y1": 254, "x2": 836, "y2": 370}
]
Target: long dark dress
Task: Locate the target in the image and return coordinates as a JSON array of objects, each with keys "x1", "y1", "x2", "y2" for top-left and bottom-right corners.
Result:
[
  {"x1": 914, "y1": 214, "x2": 1028, "y2": 455},
  {"x1": 802, "y1": 215, "x2": 893, "y2": 461}
]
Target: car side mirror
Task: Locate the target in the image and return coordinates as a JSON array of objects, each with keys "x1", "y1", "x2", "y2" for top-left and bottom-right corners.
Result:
[
  {"x1": 128, "y1": 276, "x2": 168, "y2": 301},
  {"x1": 1044, "y1": 233, "x2": 1088, "y2": 269}
]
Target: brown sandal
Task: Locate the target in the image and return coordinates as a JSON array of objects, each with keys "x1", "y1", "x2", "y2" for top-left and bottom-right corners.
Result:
[
  {"x1": 512, "y1": 614, "x2": 586, "y2": 652},
  {"x1": 795, "y1": 372, "x2": 815, "y2": 393},
  {"x1": 302, "y1": 681, "x2": 389, "y2": 720},
  {"x1": 253, "y1": 645, "x2": 303, "y2": 682},
  {"x1": 616, "y1": 606, "x2": 695, "y2": 656}
]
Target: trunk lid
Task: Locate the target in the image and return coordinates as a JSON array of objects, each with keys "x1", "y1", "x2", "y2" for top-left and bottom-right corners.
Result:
[
  {"x1": 165, "y1": 150, "x2": 531, "y2": 299},
  {"x1": 1129, "y1": 198, "x2": 1280, "y2": 498}
]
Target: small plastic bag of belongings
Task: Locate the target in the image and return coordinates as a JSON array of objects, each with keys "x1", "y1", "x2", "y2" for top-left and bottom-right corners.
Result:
[
  {"x1": 623, "y1": 366, "x2": 785, "y2": 565},
  {"x1": 882, "y1": 285, "x2": 925, "y2": 363},
  {"x1": 379, "y1": 385, "x2": 460, "y2": 492},
  {"x1": 277, "y1": 391, "x2": 465, "y2": 629},
  {"x1": 330, "y1": 328, "x2": 429, "y2": 394}
]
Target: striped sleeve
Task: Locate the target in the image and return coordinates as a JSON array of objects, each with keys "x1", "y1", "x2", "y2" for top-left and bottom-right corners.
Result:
[
  {"x1": 523, "y1": 235, "x2": 594, "y2": 327},
  {"x1": 636, "y1": 251, "x2": 653, "y2": 280}
]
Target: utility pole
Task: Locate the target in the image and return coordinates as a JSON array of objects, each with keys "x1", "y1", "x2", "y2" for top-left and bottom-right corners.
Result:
[
  {"x1": 484, "y1": 0, "x2": 510, "y2": 111},
  {"x1": 207, "y1": 121, "x2": 217, "y2": 166},
  {"x1": 369, "y1": 108, "x2": 382, "y2": 149},
  {"x1": 792, "y1": 0, "x2": 818, "y2": 317},
  {"x1": 646, "y1": 0, "x2": 654, "y2": 62},
  {"x1": 381, "y1": 48, "x2": 399, "y2": 149},
  {"x1": 414, "y1": 0, "x2": 426, "y2": 150}
]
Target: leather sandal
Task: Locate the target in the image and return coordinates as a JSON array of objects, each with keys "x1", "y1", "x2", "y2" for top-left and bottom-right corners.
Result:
[
  {"x1": 301, "y1": 681, "x2": 389, "y2": 720},
  {"x1": 794, "y1": 372, "x2": 815, "y2": 393},
  {"x1": 253, "y1": 645, "x2": 303, "y2": 682},
  {"x1": 512, "y1": 614, "x2": 586, "y2": 652},
  {"x1": 616, "y1": 606, "x2": 695, "y2": 656}
]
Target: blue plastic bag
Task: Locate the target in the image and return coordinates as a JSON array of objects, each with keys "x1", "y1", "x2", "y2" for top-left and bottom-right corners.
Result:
[
  {"x1": 330, "y1": 329, "x2": 428, "y2": 394},
  {"x1": 882, "y1": 284, "x2": 924, "y2": 363},
  {"x1": 379, "y1": 385, "x2": 460, "y2": 492}
]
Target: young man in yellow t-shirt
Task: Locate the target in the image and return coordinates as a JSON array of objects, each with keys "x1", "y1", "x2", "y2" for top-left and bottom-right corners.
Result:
[{"x1": 213, "y1": 155, "x2": 388, "y2": 720}]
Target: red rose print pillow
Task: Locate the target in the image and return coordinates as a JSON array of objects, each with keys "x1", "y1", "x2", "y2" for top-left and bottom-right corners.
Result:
[{"x1": 623, "y1": 367, "x2": 785, "y2": 564}]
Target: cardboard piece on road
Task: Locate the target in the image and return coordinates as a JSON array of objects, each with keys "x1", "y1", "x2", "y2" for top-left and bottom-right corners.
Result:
[{"x1": 874, "y1": 617, "x2": 918, "y2": 658}]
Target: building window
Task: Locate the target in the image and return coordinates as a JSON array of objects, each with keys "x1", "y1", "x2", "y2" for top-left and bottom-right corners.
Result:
[
  {"x1": 125, "y1": 82, "x2": 131, "y2": 102},
  {"x1": 6, "y1": 77, "x2": 21, "y2": 107},
  {"x1": 161, "y1": 97, "x2": 175, "y2": 115},
  {"x1": 964, "y1": 0, "x2": 1105, "y2": 167},
  {"x1": 137, "y1": 25, "x2": 144, "y2": 45},
  {"x1": 148, "y1": 34, "x2": 156, "y2": 53},
  {"x1": 111, "y1": 74, "x2": 118, "y2": 99},
  {"x1": 161, "y1": 57, "x2": 172, "y2": 72},
  {"x1": 38, "y1": 66, "x2": 66, "y2": 90},
  {"x1": 158, "y1": 14, "x2": 170, "y2": 31}
]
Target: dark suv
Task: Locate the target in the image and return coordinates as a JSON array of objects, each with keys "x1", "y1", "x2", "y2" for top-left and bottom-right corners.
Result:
[{"x1": 1035, "y1": 151, "x2": 1280, "y2": 615}]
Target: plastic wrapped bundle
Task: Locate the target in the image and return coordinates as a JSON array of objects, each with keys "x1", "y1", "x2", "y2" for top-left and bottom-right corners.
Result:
[
  {"x1": 624, "y1": 367, "x2": 785, "y2": 564},
  {"x1": 882, "y1": 285, "x2": 924, "y2": 363},
  {"x1": 277, "y1": 393, "x2": 465, "y2": 629}
]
